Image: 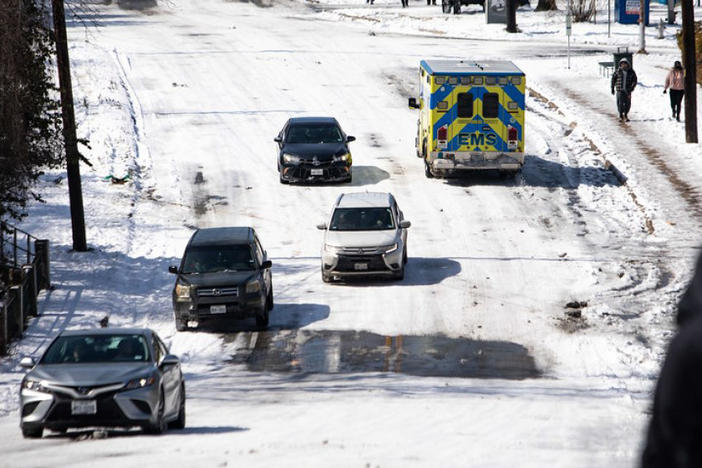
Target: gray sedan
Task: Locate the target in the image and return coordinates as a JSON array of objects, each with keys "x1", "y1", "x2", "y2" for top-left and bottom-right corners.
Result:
[{"x1": 19, "y1": 328, "x2": 185, "y2": 438}]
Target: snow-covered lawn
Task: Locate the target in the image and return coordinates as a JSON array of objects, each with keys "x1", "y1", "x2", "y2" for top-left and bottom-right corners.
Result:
[{"x1": 1, "y1": 0, "x2": 700, "y2": 465}]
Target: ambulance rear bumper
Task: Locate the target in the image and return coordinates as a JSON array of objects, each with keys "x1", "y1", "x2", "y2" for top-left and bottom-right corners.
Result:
[{"x1": 430, "y1": 152, "x2": 524, "y2": 171}]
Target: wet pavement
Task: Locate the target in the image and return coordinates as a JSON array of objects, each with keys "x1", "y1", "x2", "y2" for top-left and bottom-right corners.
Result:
[{"x1": 224, "y1": 330, "x2": 540, "y2": 380}]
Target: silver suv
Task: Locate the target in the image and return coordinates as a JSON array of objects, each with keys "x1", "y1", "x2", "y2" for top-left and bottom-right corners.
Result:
[{"x1": 317, "y1": 192, "x2": 410, "y2": 282}]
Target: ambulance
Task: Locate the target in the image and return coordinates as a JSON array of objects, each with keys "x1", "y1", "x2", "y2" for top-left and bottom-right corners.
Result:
[{"x1": 408, "y1": 60, "x2": 526, "y2": 178}]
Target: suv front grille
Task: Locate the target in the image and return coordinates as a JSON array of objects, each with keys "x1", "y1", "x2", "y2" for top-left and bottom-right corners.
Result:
[
  {"x1": 338, "y1": 246, "x2": 385, "y2": 255},
  {"x1": 336, "y1": 255, "x2": 388, "y2": 272},
  {"x1": 197, "y1": 287, "x2": 238, "y2": 298}
]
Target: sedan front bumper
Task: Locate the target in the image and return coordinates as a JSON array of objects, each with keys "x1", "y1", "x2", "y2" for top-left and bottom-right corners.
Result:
[
  {"x1": 281, "y1": 163, "x2": 351, "y2": 183},
  {"x1": 20, "y1": 384, "x2": 160, "y2": 431}
]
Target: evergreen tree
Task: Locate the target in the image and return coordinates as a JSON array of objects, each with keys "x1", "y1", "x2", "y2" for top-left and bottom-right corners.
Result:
[{"x1": 0, "y1": 0, "x2": 63, "y2": 220}]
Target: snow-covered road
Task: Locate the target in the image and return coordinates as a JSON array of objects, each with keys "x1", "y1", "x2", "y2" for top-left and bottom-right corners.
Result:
[{"x1": 1, "y1": 0, "x2": 701, "y2": 466}]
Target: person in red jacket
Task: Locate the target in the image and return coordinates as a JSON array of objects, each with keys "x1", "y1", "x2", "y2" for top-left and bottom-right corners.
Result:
[{"x1": 663, "y1": 61, "x2": 685, "y2": 122}]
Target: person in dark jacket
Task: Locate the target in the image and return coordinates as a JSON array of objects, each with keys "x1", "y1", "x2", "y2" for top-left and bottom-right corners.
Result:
[
  {"x1": 611, "y1": 58, "x2": 638, "y2": 122},
  {"x1": 641, "y1": 252, "x2": 702, "y2": 468}
]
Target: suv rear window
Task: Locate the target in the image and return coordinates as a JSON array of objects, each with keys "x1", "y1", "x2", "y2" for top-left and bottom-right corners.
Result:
[{"x1": 182, "y1": 244, "x2": 255, "y2": 273}]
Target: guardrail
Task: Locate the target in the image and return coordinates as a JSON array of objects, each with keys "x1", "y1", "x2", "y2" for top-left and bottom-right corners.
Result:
[{"x1": 0, "y1": 221, "x2": 50, "y2": 355}]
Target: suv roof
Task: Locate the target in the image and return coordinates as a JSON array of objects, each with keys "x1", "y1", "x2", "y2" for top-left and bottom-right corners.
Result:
[
  {"x1": 189, "y1": 227, "x2": 254, "y2": 247},
  {"x1": 288, "y1": 116, "x2": 338, "y2": 125},
  {"x1": 336, "y1": 192, "x2": 392, "y2": 209}
]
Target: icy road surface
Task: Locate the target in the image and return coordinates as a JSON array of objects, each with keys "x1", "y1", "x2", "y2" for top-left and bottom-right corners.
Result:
[{"x1": 1, "y1": 0, "x2": 701, "y2": 466}]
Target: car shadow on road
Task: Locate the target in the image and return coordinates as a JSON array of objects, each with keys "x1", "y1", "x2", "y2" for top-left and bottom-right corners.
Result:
[
  {"x1": 286, "y1": 165, "x2": 389, "y2": 187},
  {"x1": 444, "y1": 155, "x2": 620, "y2": 189},
  {"x1": 44, "y1": 425, "x2": 248, "y2": 440},
  {"x1": 331, "y1": 257, "x2": 461, "y2": 287}
]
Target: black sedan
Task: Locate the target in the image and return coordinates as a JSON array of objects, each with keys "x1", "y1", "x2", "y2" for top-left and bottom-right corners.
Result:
[{"x1": 275, "y1": 117, "x2": 354, "y2": 184}]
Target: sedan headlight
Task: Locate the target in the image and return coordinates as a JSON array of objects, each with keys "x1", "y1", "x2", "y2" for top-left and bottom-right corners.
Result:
[
  {"x1": 245, "y1": 279, "x2": 261, "y2": 294},
  {"x1": 383, "y1": 243, "x2": 399, "y2": 254},
  {"x1": 22, "y1": 379, "x2": 51, "y2": 393},
  {"x1": 282, "y1": 153, "x2": 301, "y2": 164},
  {"x1": 333, "y1": 153, "x2": 351, "y2": 163},
  {"x1": 125, "y1": 376, "x2": 156, "y2": 390}
]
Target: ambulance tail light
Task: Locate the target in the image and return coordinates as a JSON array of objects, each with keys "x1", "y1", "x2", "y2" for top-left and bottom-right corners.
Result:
[
  {"x1": 507, "y1": 126, "x2": 518, "y2": 151},
  {"x1": 438, "y1": 125, "x2": 448, "y2": 141},
  {"x1": 437, "y1": 125, "x2": 448, "y2": 149},
  {"x1": 508, "y1": 126, "x2": 518, "y2": 141}
]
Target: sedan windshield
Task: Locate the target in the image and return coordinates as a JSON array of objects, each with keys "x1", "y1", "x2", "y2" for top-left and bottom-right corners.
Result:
[
  {"x1": 182, "y1": 244, "x2": 255, "y2": 274},
  {"x1": 41, "y1": 334, "x2": 150, "y2": 364},
  {"x1": 329, "y1": 207, "x2": 395, "y2": 231},
  {"x1": 286, "y1": 124, "x2": 343, "y2": 144}
]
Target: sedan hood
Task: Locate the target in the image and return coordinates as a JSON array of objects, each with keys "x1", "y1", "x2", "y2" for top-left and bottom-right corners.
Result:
[
  {"x1": 325, "y1": 230, "x2": 398, "y2": 248},
  {"x1": 179, "y1": 271, "x2": 256, "y2": 287},
  {"x1": 29, "y1": 363, "x2": 155, "y2": 386},
  {"x1": 282, "y1": 143, "x2": 347, "y2": 160}
]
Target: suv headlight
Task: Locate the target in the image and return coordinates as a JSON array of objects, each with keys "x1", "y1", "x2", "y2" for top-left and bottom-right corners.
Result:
[
  {"x1": 125, "y1": 376, "x2": 156, "y2": 390},
  {"x1": 384, "y1": 243, "x2": 399, "y2": 254},
  {"x1": 175, "y1": 283, "x2": 193, "y2": 301},
  {"x1": 333, "y1": 153, "x2": 351, "y2": 163},
  {"x1": 245, "y1": 279, "x2": 261, "y2": 294},
  {"x1": 283, "y1": 153, "x2": 300, "y2": 164},
  {"x1": 323, "y1": 244, "x2": 341, "y2": 254},
  {"x1": 22, "y1": 379, "x2": 51, "y2": 393}
]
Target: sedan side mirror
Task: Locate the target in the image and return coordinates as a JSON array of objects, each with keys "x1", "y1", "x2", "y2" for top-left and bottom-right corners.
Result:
[
  {"x1": 346, "y1": 135, "x2": 356, "y2": 143},
  {"x1": 316, "y1": 223, "x2": 327, "y2": 230},
  {"x1": 408, "y1": 98, "x2": 419, "y2": 109},
  {"x1": 274, "y1": 136, "x2": 282, "y2": 143},
  {"x1": 399, "y1": 220, "x2": 411, "y2": 229},
  {"x1": 20, "y1": 357, "x2": 35, "y2": 369},
  {"x1": 261, "y1": 260, "x2": 272, "y2": 270},
  {"x1": 168, "y1": 265, "x2": 178, "y2": 274},
  {"x1": 161, "y1": 354, "x2": 180, "y2": 367}
]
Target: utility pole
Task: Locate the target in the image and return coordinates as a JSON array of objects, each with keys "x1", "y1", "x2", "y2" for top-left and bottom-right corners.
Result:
[
  {"x1": 638, "y1": 0, "x2": 646, "y2": 53},
  {"x1": 51, "y1": 0, "x2": 87, "y2": 251},
  {"x1": 681, "y1": 0, "x2": 698, "y2": 143}
]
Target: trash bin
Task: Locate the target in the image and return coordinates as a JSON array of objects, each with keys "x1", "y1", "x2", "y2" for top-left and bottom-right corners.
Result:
[
  {"x1": 615, "y1": 0, "x2": 650, "y2": 25},
  {"x1": 613, "y1": 47, "x2": 633, "y2": 68}
]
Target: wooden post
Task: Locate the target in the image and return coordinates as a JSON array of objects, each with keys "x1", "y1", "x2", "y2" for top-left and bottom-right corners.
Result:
[
  {"x1": 51, "y1": 0, "x2": 88, "y2": 252},
  {"x1": 506, "y1": 0, "x2": 517, "y2": 33},
  {"x1": 681, "y1": 0, "x2": 698, "y2": 143}
]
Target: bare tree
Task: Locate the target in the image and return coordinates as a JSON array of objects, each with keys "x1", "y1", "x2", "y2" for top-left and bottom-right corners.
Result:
[
  {"x1": 535, "y1": 0, "x2": 558, "y2": 11},
  {"x1": 570, "y1": 0, "x2": 595, "y2": 22}
]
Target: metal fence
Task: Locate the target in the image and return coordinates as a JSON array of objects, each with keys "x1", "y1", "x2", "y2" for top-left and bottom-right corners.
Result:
[{"x1": 0, "y1": 221, "x2": 50, "y2": 355}]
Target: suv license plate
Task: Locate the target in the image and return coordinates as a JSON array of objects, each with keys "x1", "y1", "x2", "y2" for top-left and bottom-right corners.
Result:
[
  {"x1": 354, "y1": 263, "x2": 368, "y2": 271},
  {"x1": 210, "y1": 305, "x2": 227, "y2": 314},
  {"x1": 71, "y1": 400, "x2": 97, "y2": 415},
  {"x1": 310, "y1": 169, "x2": 323, "y2": 176}
]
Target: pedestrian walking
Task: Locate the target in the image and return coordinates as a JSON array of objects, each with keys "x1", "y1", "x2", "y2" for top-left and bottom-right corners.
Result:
[
  {"x1": 663, "y1": 61, "x2": 685, "y2": 122},
  {"x1": 427, "y1": 0, "x2": 437, "y2": 5},
  {"x1": 366, "y1": 0, "x2": 375, "y2": 4},
  {"x1": 402, "y1": 0, "x2": 409, "y2": 7},
  {"x1": 610, "y1": 58, "x2": 638, "y2": 122},
  {"x1": 641, "y1": 251, "x2": 702, "y2": 468}
]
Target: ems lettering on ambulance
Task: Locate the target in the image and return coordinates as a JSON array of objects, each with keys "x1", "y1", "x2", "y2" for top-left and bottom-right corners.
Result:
[{"x1": 419, "y1": 60, "x2": 526, "y2": 172}]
